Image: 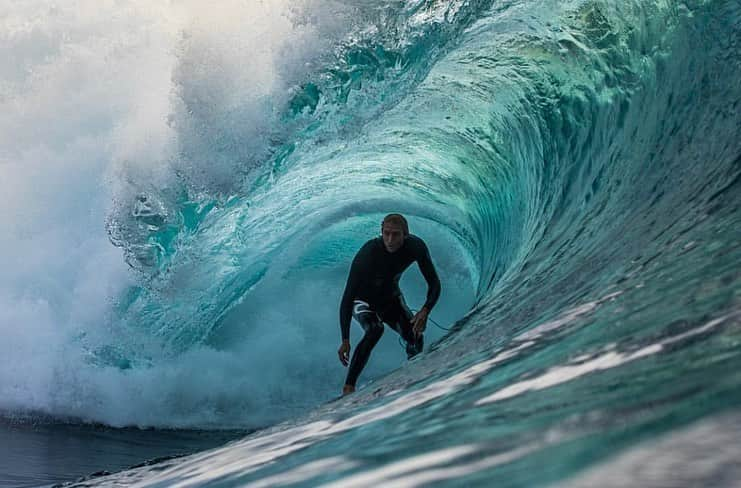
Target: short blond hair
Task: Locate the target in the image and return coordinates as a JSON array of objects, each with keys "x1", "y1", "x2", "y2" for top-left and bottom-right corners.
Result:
[{"x1": 382, "y1": 213, "x2": 409, "y2": 236}]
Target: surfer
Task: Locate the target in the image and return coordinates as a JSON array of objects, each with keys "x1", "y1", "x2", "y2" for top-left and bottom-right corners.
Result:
[{"x1": 338, "y1": 213, "x2": 441, "y2": 395}]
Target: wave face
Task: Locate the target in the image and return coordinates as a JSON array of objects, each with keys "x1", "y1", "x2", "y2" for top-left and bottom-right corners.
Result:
[{"x1": 2, "y1": 0, "x2": 741, "y2": 484}]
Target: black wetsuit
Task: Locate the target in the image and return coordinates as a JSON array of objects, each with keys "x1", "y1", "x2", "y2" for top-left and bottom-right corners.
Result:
[{"x1": 340, "y1": 235, "x2": 441, "y2": 387}]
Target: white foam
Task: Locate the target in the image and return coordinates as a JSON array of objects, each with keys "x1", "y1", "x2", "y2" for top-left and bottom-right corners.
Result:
[
  {"x1": 476, "y1": 313, "x2": 733, "y2": 405},
  {"x1": 0, "y1": 0, "x2": 356, "y2": 427}
]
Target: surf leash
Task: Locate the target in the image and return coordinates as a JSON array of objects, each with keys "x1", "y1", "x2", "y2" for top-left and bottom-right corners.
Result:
[
  {"x1": 397, "y1": 309, "x2": 451, "y2": 351},
  {"x1": 411, "y1": 309, "x2": 450, "y2": 332}
]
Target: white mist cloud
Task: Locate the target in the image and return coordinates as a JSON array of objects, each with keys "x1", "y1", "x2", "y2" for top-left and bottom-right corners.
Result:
[{"x1": 0, "y1": 0, "x2": 362, "y2": 428}]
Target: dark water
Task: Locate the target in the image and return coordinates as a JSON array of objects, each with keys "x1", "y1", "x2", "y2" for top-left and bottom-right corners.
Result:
[{"x1": 0, "y1": 419, "x2": 245, "y2": 487}]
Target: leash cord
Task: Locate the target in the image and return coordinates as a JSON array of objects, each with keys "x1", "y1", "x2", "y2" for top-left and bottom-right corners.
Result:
[{"x1": 397, "y1": 309, "x2": 450, "y2": 350}]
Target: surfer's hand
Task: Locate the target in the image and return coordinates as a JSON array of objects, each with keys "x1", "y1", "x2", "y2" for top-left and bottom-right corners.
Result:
[
  {"x1": 338, "y1": 341, "x2": 351, "y2": 366},
  {"x1": 412, "y1": 307, "x2": 429, "y2": 336}
]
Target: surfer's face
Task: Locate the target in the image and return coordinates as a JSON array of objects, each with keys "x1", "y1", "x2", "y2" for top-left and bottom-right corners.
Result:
[{"x1": 382, "y1": 223, "x2": 405, "y2": 253}]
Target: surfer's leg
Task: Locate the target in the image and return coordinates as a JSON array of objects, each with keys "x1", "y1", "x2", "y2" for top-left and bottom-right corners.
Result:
[
  {"x1": 345, "y1": 301, "x2": 385, "y2": 388},
  {"x1": 384, "y1": 296, "x2": 423, "y2": 358}
]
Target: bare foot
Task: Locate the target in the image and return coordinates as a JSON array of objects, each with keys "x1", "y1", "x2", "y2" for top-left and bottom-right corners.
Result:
[{"x1": 342, "y1": 384, "x2": 356, "y2": 396}]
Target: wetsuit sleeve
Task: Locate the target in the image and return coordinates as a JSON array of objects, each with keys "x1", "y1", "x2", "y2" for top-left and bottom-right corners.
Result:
[
  {"x1": 339, "y1": 247, "x2": 367, "y2": 341},
  {"x1": 416, "y1": 239, "x2": 441, "y2": 311}
]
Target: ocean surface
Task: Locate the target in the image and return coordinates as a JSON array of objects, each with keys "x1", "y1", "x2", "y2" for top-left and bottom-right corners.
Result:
[{"x1": 1, "y1": 0, "x2": 739, "y2": 486}]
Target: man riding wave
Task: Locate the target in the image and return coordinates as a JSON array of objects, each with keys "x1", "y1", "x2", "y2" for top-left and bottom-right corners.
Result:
[{"x1": 338, "y1": 213, "x2": 441, "y2": 395}]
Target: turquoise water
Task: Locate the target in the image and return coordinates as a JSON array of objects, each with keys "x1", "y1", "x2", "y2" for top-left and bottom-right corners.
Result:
[{"x1": 2, "y1": 0, "x2": 740, "y2": 486}]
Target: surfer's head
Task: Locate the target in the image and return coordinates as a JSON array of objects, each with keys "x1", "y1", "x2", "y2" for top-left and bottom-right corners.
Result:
[{"x1": 381, "y1": 213, "x2": 408, "y2": 253}]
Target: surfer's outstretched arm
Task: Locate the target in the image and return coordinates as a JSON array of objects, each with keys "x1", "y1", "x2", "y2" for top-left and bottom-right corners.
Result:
[
  {"x1": 411, "y1": 239, "x2": 441, "y2": 335},
  {"x1": 339, "y1": 253, "x2": 362, "y2": 344},
  {"x1": 416, "y1": 239, "x2": 441, "y2": 311}
]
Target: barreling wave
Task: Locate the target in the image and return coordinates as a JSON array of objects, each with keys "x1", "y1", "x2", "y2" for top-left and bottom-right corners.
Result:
[
  {"x1": 106, "y1": 0, "x2": 739, "y2": 363},
  {"x1": 2, "y1": 0, "x2": 739, "y2": 454}
]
